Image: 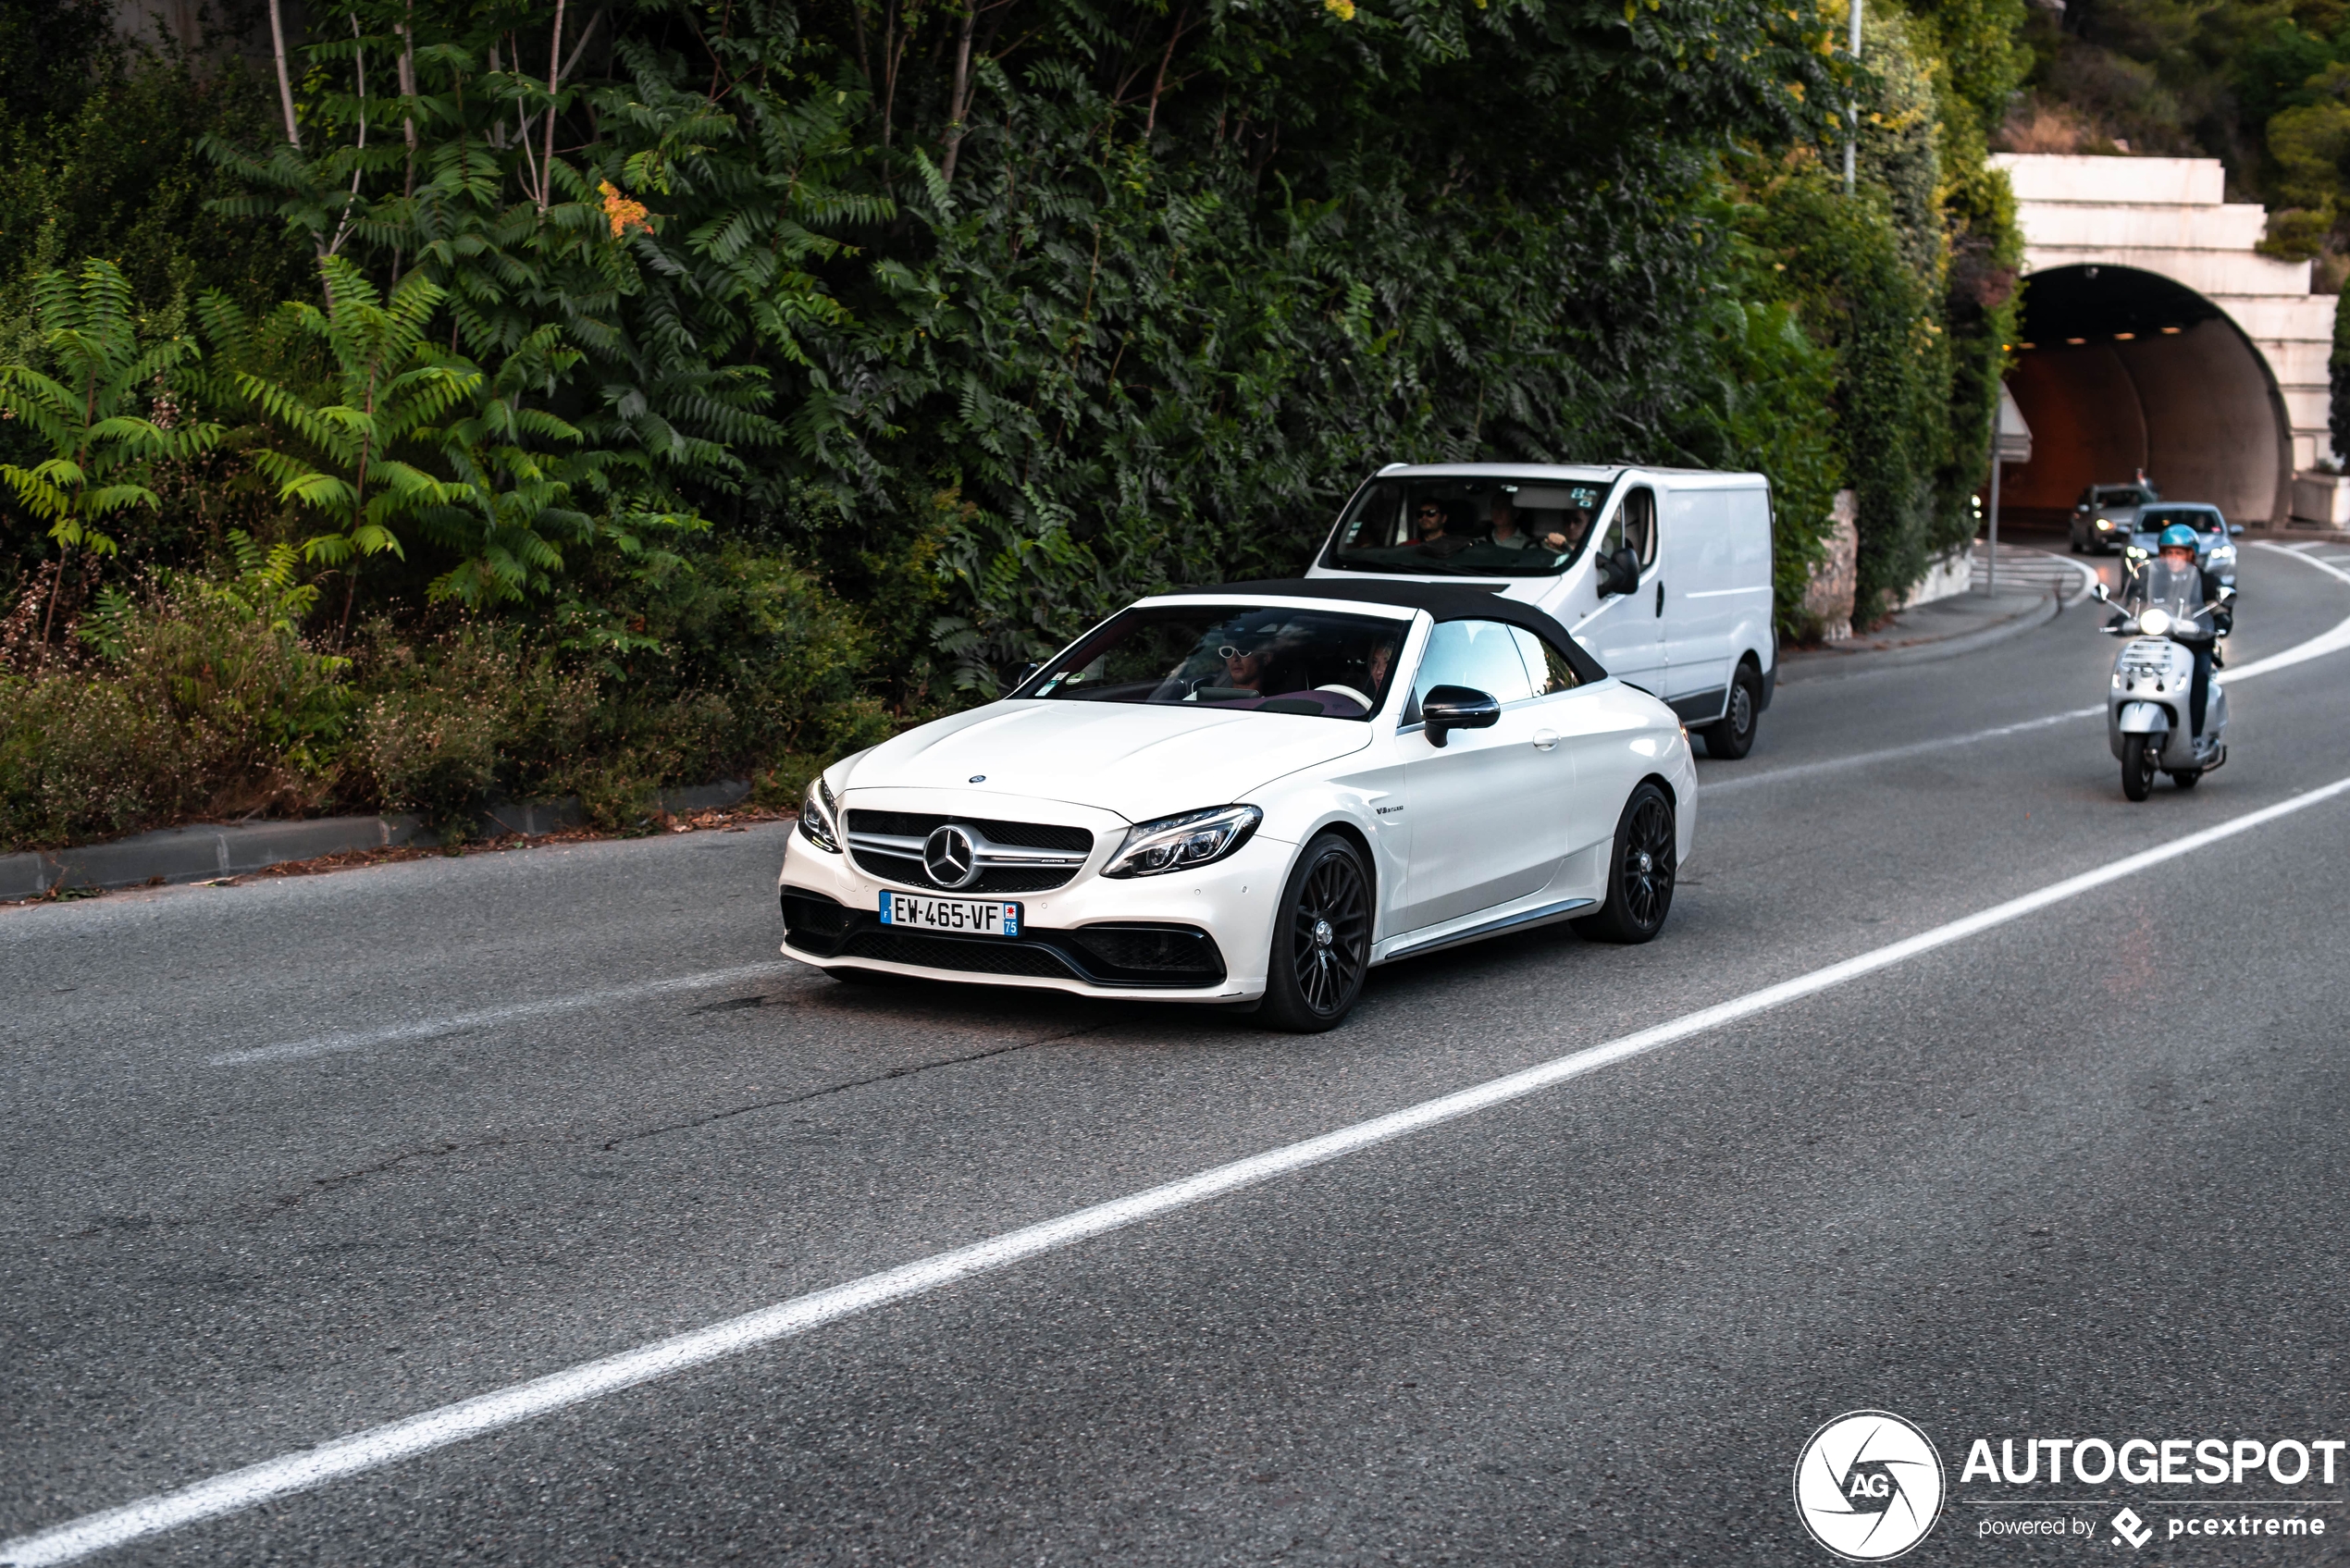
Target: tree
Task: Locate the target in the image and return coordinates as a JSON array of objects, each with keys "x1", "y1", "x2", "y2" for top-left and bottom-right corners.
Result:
[
  {"x1": 0, "y1": 258, "x2": 218, "y2": 653},
  {"x1": 193, "y1": 255, "x2": 478, "y2": 631}
]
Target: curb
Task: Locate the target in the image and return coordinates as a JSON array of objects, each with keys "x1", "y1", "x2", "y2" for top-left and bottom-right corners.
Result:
[
  {"x1": 0, "y1": 780, "x2": 754, "y2": 900},
  {"x1": 1779, "y1": 585, "x2": 2064, "y2": 685}
]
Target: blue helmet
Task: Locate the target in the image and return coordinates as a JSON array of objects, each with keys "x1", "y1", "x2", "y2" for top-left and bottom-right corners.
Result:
[{"x1": 2158, "y1": 523, "x2": 2199, "y2": 551}]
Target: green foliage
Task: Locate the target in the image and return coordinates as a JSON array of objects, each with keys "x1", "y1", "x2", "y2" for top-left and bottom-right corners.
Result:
[
  {"x1": 0, "y1": 0, "x2": 2029, "y2": 848},
  {"x1": 2331, "y1": 287, "x2": 2350, "y2": 460},
  {"x1": 0, "y1": 260, "x2": 219, "y2": 561},
  {"x1": 1740, "y1": 159, "x2": 1952, "y2": 617},
  {"x1": 0, "y1": 533, "x2": 352, "y2": 847},
  {"x1": 193, "y1": 258, "x2": 478, "y2": 573}
]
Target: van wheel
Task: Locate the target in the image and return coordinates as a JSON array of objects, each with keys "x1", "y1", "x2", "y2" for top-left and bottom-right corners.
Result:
[
  {"x1": 1573, "y1": 784, "x2": 1677, "y2": 945},
  {"x1": 1257, "y1": 833, "x2": 1372, "y2": 1032},
  {"x1": 1701, "y1": 663, "x2": 1762, "y2": 759}
]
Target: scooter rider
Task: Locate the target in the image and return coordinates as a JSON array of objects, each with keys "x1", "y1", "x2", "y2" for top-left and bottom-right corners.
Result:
[{"x1": 2117, "y1": 524, "x2": 2221, "y2": 740}]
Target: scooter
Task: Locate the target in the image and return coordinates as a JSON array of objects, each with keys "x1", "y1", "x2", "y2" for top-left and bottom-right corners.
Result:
[{"x1": 2091, "y1": 574, "x2": 2234, "y2": 800}]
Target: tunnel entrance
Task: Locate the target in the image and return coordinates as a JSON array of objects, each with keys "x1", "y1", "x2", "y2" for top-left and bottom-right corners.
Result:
[{"x1": 2004, "y1": 265, "x2": 2291, "y2": 526}]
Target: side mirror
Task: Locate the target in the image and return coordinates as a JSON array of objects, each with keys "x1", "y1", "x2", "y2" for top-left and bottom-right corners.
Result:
[
  {"x1": 2229, "y1": 524, "x2": 2245, "y2": 536},
  {"x1": 1597, "y1": 548, "x2": 1640, "y2": 596},
  {"x1": 1420, "y1": 685, "x2": 1501, "y2": 747},
  {"x1": 2092, "y1": 582, "x2": 2110, "y2": 603},
  {"x1": 2216, "y1": 586, "x2": 2236, "y2": 602},
  {"x1": 1013, "y1": 661, "x2": 1041, "y2": 689}
]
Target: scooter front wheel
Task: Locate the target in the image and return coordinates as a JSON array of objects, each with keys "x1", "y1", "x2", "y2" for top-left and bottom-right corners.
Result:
[{"x1": 2121, "y1": 734, "x2": 2158, "y2": 801}]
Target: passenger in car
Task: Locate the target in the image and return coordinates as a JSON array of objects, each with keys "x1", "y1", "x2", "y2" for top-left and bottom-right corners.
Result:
[{"x1": 1487, "y1": 494, "x2": 1573, "y2": 552}]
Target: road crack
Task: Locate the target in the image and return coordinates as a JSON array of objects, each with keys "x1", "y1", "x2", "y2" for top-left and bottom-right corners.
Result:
[
  {"x1": 597, "y1": 1026, "x2": 1092, "y2": 1152},
  {"x1": 254, "y1": 1026, "x2": 1092, "y2": 1214}
]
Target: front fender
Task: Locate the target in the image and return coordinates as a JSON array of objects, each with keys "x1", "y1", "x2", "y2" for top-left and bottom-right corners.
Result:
[{"x1": 2116, "y1": 701, "x2": 2171, "y2": 734}]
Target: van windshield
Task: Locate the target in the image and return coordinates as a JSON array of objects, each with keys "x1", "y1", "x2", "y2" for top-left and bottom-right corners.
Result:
[{"x1": 1321, "y1": 475, "x2": 1615, "y2": 576}]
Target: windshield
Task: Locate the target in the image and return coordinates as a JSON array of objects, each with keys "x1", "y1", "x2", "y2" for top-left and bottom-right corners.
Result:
[
  {"x1": 2090, "y1": 486, "x2": 2156, "y2": 508},
  {"x1": 1024, "y1": 604, "x2": 1409, "y2": 719},
  {"x1": 1322, "y1": 475, "x2": 1614, "y2": 576},
  {"x1": 2125, "y1": 558, "x2": 2213, "y2": 633},
  {"x1": 2138, "y1": 506, "x2": 2223, "y2": 536}
]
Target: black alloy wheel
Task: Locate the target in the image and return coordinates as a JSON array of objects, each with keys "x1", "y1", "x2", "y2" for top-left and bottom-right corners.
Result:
[
  {"x1": 2121, "y1": 735, "x2": 2158, "y2": 801},
  {"x1": 1258, "y1": 833, "x2": 1372, "y2": 1032},
  {"x1": 1701, "y1": 661, "x2": 1763, "y2": 759},
  {"x1": 1574, "y1": 782, "x2": 1678, "y2": 945}
]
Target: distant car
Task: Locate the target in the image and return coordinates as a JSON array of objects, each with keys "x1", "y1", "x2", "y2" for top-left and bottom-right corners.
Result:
[
  {"x1": 2070, "y1": 481, "x2": 2160, "y2": 555},
  {"x1": 2128, "y1": 503, "x2": 2243, "y2": 590},
  {"x1": 777, "y1": 580, "x2": 1698, "y2": 1031}
]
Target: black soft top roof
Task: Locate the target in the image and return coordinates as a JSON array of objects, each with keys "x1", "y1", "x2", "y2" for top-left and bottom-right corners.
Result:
[{"x1": 1181, "y1": 577, "x2": 1610, "y2": 685}]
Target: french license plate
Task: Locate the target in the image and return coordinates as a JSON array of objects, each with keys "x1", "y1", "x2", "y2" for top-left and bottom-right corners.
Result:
[{"x1": 879, "y1": 892, "x2": 1021, "y2": 936}]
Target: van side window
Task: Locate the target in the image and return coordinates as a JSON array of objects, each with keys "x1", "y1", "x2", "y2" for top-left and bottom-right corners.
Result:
[
  {"x1": 1510, "y1": 626, "x2": 1582, "y2": 696},
  {"x1": 1600, "y1": 487, "x2": 1657, "y2": 570},
  {"x1": 1412, "y1": 620, "x2": 1536, "y2": 709}
]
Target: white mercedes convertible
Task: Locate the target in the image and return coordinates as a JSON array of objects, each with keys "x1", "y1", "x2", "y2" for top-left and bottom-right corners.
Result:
[{"x1": 777, "y1": 579, "x2": 1697, "y2": 1030}]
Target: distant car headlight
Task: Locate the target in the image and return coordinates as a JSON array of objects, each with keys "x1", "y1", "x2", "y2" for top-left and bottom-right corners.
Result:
[
  {"x1": 2095, "y1": 517, "x2": 2114, "y2": 530},
  {"x1": 2208, "y1": 544, "x2": 2236, "y2": 566},
  {"x1": 2139, "y1": 608, "x2": 2173, "y2": 636},
  {"x1": 1103, "y1": 805, "x2": 1262, "y2": 878},
  {"x1": 798, "y1": 776, "x2": 843, "y2": 853}
]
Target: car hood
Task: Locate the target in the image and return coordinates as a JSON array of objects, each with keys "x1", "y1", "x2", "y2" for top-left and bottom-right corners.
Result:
[{"x1": 839, "y1": 700, "x2": 1376, "y2": 822}]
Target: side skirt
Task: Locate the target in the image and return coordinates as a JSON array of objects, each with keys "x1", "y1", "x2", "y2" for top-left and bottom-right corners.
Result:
[{"x1": 1376, "y1": 896, "x2": 1598, "y2": 965}]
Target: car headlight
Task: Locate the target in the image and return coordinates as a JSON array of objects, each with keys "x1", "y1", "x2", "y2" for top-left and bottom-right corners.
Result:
[
  {"x1": 798, "y1": 776, "x2": 843, "y2": 853},
  {"x1": 1102, "y1": 805, "x2": 1262, "y2": 879},
  {"x1": 2208, "y1": 545, "x2": 2236, "y2": 566},
  {"x1": 2139, "y1": 608, "x2": 2172, "y2": 636},
  {"x1": 2095, "y1": 517, "x2": 2113, "y2": 530}
]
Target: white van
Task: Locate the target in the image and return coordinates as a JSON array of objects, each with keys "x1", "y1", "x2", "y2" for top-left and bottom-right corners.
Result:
[{"x1": 1305, "y1": 463, "x2": 1777, "y2": 757}]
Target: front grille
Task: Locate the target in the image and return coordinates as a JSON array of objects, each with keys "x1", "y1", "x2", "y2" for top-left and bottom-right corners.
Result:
[
  {"x1": 843, "y1": 809, "x2": 1094, "y2": 893},
  {"x1": 845, "y1": 810, "x2": 1091, "y2": 853},
  {"x1": 847, "y1": 847, "x2": 1077, "y2": 895}
]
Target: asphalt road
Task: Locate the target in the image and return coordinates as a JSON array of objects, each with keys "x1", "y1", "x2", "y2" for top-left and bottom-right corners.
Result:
[{"x1": 6, "y1": 541, "x2": 2350, "y2": 1566}]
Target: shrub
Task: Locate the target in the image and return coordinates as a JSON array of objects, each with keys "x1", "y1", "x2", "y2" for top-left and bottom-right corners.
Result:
[{"x1": 0, "y1": 536, "x2": 349, "y2": 847}]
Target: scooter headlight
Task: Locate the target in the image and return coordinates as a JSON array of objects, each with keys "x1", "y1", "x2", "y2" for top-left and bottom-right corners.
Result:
[
  {"x1": 1103, "y1": 805, "x2": 1262, "y2": 878},
  {"x1": 2138, "y1": 609, "x2": 2172, "y2": 636}
]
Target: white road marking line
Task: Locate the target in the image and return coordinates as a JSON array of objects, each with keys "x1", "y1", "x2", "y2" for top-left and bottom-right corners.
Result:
[
  {"x1": 13, "y1": 775, "x2": 2350, "y2": 1568},
  {"x1": 1701, "y1": 707, "x2": 2104, "y2": 793},
  {"x1": 206, "y1": 962, "x2": 792, "y2": 1068},
  {"x1": 1713, "y1": 548, "x2": 2350, "y2": 795}
]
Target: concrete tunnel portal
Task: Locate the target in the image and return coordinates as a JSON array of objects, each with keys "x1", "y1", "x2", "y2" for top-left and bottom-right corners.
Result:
[{"x1": 2004, "y1": 264, "x2": 2294, "y2": 526}]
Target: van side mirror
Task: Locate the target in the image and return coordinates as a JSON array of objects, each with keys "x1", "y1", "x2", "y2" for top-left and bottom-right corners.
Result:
[
  {"x1": 1597, "y1": 548, "x2": 1639, "y2": 596},
  {"x1": 1420, "y1": 685, "x2": 1501, "y2": 747}
]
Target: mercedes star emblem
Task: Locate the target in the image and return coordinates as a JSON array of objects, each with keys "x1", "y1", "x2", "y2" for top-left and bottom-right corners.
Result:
[{"x1": 922, "y1": 824, "x2": 981, "y2": 888}]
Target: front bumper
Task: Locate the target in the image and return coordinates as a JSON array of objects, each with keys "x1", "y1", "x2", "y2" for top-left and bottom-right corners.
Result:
[{"x1": 776, "y1": 822, "x2": 1290, "y2": 1003}]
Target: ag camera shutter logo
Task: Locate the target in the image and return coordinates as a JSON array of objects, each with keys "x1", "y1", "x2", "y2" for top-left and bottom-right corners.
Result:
[{"x1": 1794, "y1": 1410, "x2": 1947, "y2": 1561}]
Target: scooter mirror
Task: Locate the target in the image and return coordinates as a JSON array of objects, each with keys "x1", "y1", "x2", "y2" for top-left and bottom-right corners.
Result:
[{"x1": 2092, "y1": 582, "x2": 2110, "y2": 603}]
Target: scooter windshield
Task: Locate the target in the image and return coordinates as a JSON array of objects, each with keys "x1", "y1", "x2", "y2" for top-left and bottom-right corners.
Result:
[{"x1": 2126, "y1": 560, "x2": 2211, "y2": 635}]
